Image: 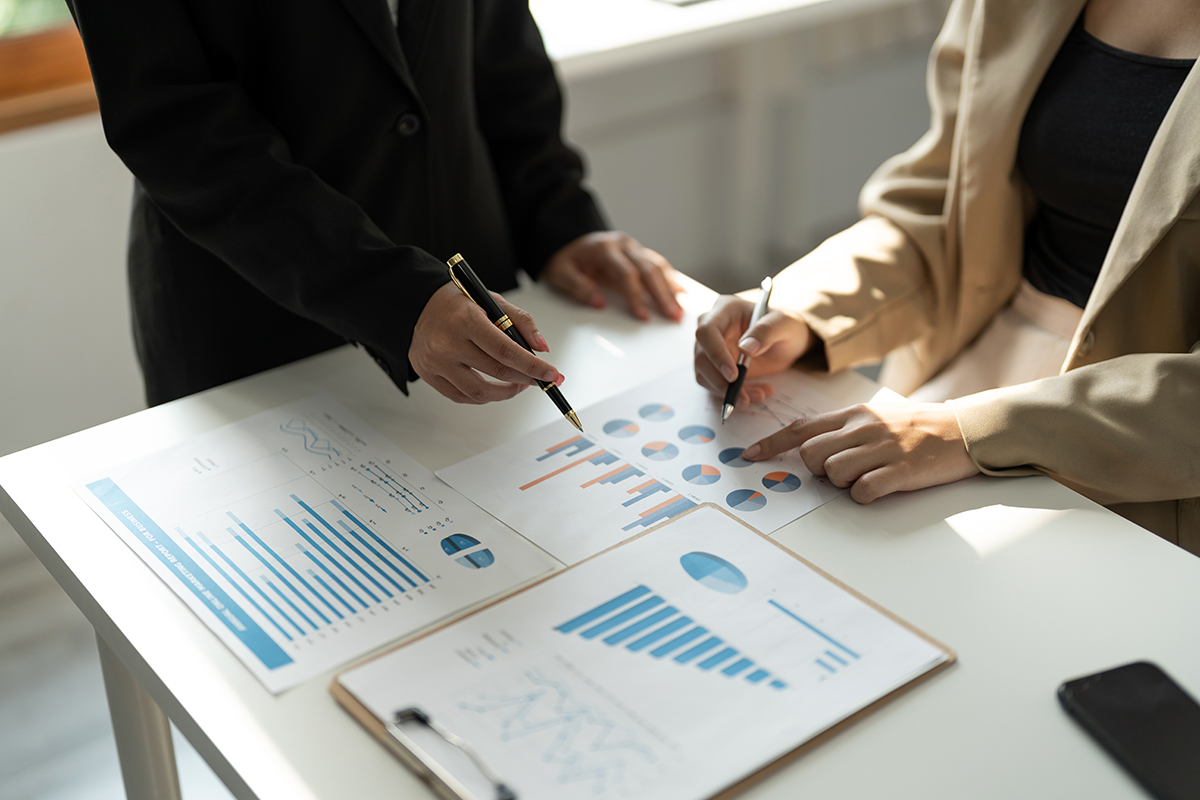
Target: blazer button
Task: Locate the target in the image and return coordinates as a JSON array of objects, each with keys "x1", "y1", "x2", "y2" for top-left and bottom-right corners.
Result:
[{"x1": 395, "y1": 112, "x2": 421, "y2": 136}]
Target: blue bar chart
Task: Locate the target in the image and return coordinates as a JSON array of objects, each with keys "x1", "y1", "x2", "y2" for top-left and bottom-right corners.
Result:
[
  {"x1": 76, "y1": 395, "x2": 554, "y2": 692},
  {"x1": 556, "y1": 584, "x2": 789, "y2": 690}
]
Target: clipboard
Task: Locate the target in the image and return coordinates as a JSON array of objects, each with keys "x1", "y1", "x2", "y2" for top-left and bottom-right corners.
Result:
[{"x1": 332, "y1": 503, "x2": 955, "y2": 800}]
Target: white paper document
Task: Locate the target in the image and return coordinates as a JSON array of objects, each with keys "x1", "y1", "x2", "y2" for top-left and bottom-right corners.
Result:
[
  {"x1": 337, "y1": 505, "x2": 951, "y2": 800},
  {"x1": 73, "y1": 395, "x2": 555, "y2": 693},
  {"x1": 438, "y1": 367, "x2": 845, "y2": 564}
]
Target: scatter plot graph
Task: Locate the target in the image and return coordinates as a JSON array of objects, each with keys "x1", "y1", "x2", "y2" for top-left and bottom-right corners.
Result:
[
  {"x1": 726, "y1": 489, "x2": 766, "y2": 512},
  {"x1": 349, "y1": 461, "x2": 434, "y2": 515},
  {"x1": 678, "y1": 425, "x2": 715, "y2": 444},
  {"x1": 441, "y1": 533, "x2": 495, "y2": 570},
  {"x1": 555, "y1": 585, "x2": 786, "y2": 689},
  {"x1": 639, "y1": 403, "x2": 674, "y2": 421},
  {"x1": 602, "y1": 419, "x2": 639, "y2": 438},
  {"x1": 641, "y1": 441, "x2": 679, "y2": 461},
  {"x1": 762, "y1": 472, "x2": 801, "y2": 493},
  {"x1": 718, "y1": 448, "x2": 754, "y2": 468},
  {"x1": 682, "y1": 464, "x2": 721, "y2": 486}
]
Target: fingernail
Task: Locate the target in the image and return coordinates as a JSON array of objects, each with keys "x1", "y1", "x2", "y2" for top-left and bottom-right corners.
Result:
[
  {"x1": 637, "y1": 308, "x2": 650, "y2": 321},
  {"x1": 721, "y1": 365, "x2": 737, "y2": 383},
  {"x1": 535, "y1": 333, "x2": 549, "y2": 352},
  {"x1": 590, "y1": 293, "x2": 605, "y2": 308},
  {"x1": 739, "y1": 336, "x2": 761, "y2": 356},
  {"x1": 554, "y1": 373, "x2": 566, "y2": 387},
  {"x1": 742, "y1": 444, "x2": 761, "y2": 459},
  {"x1": 543, "y1": 369, "x2": 562, "y2": 383}
]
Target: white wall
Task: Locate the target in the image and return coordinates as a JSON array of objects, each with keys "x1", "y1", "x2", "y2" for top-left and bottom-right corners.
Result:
[
  {"x1": 567, "y1": 0, "x2": 945, "y2": 292},
  {"x1": 0, "y1": 114, "x2": 143, "y2": 460}
]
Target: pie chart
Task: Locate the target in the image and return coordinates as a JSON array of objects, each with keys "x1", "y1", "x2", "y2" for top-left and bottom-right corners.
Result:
[
  {"x1": 678, "y1": 424, "x2": 715, "y2": 444},
  {"x1": 762, "y1": 471, "x2": 802, "y2": 492},
  {"x1": 440, "y1": 533, "x2": 495, "y2": 569},
  {"x1": 726, "y1": 489, "x2": 766, "y2": 512},
  {"x1": 639, "y1": 403, "x2": 675, "y2": 421},
  {"x1": 718, "y1": 447, "x2": 754, "y2": 468},
  {"x1": 642, "y1": 441, "x2": 680, "y2": 461},
  {"x1": 682, "y1": 464, "x2": 721, "y2": 485},
  {"x1": 680, "y1": 551, "x2": 748, "y2": 594},
  {"x1": 603, "y1": 419, "x2": 639, "y2": 437}
]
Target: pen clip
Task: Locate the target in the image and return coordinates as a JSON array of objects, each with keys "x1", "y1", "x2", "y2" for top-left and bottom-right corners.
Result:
[
  {"x1": 385, "y1": 707, "x2": 517, "y2": 800},
  {"x1": 447, "y1": 254, "x2": 473, "y2": 302}
]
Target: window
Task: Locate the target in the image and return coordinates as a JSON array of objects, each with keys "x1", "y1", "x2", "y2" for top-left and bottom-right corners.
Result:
[{"x1": 0, "y1": 0, "x2": 96, "y2": 134}]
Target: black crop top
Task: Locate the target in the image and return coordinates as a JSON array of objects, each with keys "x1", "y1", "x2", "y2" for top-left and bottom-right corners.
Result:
[{"x1": 1018, "y1": 16, "x2": 1194, "y2": 309}]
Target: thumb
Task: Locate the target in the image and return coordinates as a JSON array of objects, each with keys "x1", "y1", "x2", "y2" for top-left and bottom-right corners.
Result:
[{"x1": 738, "y1": 309, "x2": 810, "y2": 360}]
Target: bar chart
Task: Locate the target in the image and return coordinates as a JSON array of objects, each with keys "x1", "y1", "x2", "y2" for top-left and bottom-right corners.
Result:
[
  {"x1": 555, "y1": 584, "x2": 788, "y2": 690},
  {"x1": 438, "y1": 368, "x2": 846, "y2": 564},
  {"x1": 76, "y1": 395, "x2": 554, "y2": 692}
]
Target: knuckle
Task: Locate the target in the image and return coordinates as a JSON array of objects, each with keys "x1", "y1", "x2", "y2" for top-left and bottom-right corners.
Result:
[{"x1": 853, "y1": 475, "x2": 882, "y2": 503}]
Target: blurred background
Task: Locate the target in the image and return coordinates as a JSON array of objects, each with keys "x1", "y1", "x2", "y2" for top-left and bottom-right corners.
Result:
[{"x1": 0, "y1": 0, "x2": 948, "y2": 796}]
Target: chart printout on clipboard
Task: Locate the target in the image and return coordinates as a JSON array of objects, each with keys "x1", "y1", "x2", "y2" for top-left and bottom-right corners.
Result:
[
  {"x1": 72, "y1": 394, "x2": 555, "y2": 693},
  {"x1": 335, "y1": 504, "x2": 953, "y2": 800},
  {"x1": 437, "y1": 367, "x2": 846, "y2": 564}
]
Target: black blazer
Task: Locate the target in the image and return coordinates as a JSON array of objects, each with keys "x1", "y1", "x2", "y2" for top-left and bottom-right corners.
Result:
[{"x1": 69, "y1": 0, "x2": 606, "y2": 405}]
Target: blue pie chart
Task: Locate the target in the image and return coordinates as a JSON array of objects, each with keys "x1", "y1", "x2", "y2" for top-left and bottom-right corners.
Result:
[
  {"x1": 603, "y1": 419, "x2": 639, "y2": 437},
  {"x1": 762, "y1": 471, "x2": 802, "y2": 492},
  {"x1": 678, "y1": 424, "x2": 715, "y2": 444},
  {"x1": 682, "y1": 464, "x2": 721, "y2": 485},
  {"x1": 639, "y1": 403, "x2": 675, "y2": 421},
  {"x1": 726, "y1": 489, "x2": 767, "y2": 512},
  {"x1": 718, "y1": 447, "x2": 754, "y2": 468},
  {"x1": 440, "y1": 533, "x2": 495, "y2": 569},
  {"x1": 642, "y1": 441, "x2": 680, "y2": 461},
  {"x1": 680, "y1": 551, "x2": 748, "y2": 594}
]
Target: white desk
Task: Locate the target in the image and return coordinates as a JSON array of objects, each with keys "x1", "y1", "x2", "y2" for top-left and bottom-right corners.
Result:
[{"x1": 3, "y1": 277, "x2": 1199, "y2": 800}]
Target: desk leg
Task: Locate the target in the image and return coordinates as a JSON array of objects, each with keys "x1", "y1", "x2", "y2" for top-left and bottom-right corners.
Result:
[{"x1": 96, "y1": 634, "x2": 183, "y2": 800}]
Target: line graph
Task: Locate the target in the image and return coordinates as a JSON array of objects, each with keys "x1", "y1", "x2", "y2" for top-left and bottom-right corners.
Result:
[{"x1": 459, "y1": 668, "x2": 659, "y2": 794}]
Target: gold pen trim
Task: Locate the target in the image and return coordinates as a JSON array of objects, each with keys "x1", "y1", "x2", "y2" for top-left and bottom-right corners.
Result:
[
  {"x1": 447, "y1": 253, "x2": 464, "y2": 268},
  {"x1": 494, "y1": 315, "x2": 513, "y2": 332}
]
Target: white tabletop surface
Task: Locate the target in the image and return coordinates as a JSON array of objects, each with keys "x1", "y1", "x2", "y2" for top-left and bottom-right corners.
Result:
[{"x1": 2, "y1": 275, "x2": 1199, "y2": 800}]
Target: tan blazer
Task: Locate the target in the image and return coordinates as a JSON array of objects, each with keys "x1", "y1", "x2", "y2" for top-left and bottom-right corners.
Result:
[{"x1": 772, "y1": 0, "x2": 1200, "y2": 554}]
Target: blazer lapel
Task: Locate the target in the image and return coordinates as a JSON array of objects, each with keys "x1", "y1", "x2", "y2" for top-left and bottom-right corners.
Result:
[
  {"x1": 334, "y1": 0, "x2": 418, "y2": 95},
  {"x1": 1076, "y1": 61, "x2": 1200, "y2": 338}
]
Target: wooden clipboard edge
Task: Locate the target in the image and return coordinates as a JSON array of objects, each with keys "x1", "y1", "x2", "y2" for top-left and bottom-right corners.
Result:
[
  {"x1": 330, "y1": 501, "x2": 956, "y2": 800},
  {"x1": 327, "y1": 498, "x2": 722, "y2": 796}
]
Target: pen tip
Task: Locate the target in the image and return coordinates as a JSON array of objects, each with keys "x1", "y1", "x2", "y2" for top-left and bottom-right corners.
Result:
[
  {"x1": 721, "y1": 404, "x2": 733, "y2": 423},
  {"x1": 566, "y1": 411, "x2": 583, "y2": 432}
]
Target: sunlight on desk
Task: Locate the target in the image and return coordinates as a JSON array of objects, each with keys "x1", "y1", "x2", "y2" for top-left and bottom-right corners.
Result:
[{"x1": 946, "y1": 505, "x2": 1069, "y2": 558}]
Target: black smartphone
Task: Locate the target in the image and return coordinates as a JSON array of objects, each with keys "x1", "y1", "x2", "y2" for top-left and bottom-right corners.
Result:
[{"x1": 1058, "y1": 661, "x2": 1200, "y2": 800}]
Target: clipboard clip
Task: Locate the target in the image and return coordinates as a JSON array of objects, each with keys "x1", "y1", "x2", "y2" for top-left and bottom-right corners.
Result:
[{"x1": 385, "y1": 707, "x2": 516, "y2": 800}]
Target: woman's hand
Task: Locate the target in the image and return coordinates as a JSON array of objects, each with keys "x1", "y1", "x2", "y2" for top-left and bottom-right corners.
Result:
[
  {"x1": 742, "y1": 403, "x2": 981, "y2": 503},
  {"x1": 542, "y1": 231, "x2": 683, "y2": 322},
  {"x1": 693, "y1": 294, "x2": 814, "y2": 408},
  {"x1": 409, "y1": 282, "x2": 564, "y2": 404}
]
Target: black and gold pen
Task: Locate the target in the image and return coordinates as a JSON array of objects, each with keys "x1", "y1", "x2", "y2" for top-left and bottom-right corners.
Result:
[
  {"x1": 447, "y1": 253, "x2": 583, "y2": 432},
  {"x1": 722, "y1": 276, "x2": 773, "y2": 423}
]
